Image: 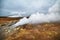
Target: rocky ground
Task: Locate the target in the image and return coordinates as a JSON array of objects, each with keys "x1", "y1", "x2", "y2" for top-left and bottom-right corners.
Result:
[{"x1": 0, "y1": 18, "x2": 60, "y2": 40}]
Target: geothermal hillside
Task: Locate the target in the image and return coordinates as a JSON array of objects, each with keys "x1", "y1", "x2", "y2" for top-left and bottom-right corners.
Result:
[{"x1": 0, "y1": 17, "x2": 60, "y2": 40}]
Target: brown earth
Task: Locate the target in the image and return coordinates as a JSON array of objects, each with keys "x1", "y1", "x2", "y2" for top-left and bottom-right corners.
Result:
[{"x1": 0, "y1": 18, "x2": 60, "y2": 40}]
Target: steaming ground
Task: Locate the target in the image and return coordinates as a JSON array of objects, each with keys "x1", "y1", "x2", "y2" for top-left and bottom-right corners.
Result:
[{"x1": 11, "y1": 13, "x2": 60, "y2": 28}]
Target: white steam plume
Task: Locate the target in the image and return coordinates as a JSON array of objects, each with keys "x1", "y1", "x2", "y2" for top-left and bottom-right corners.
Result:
[
  {"x1": 11, "y1": 12, "x2": 60, "y2": 28},
  {"x1": 9, "y1": 0, "x2": 60, "y2": 29},
  {"x1": 9, "y1": 17, "x2": 29, "y2": 28}
]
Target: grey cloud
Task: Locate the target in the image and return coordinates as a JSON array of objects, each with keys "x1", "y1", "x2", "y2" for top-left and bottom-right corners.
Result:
[{"x1": 0, "y1": 0, "x2": 57, "y2": 16}]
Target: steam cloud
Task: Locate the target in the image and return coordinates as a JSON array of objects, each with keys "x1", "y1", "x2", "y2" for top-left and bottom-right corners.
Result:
[
  {"x1": 10, "y1": 0, "x2": 60, "y2": 28},
  {"x1": 11, "y1": 13, "x2": 60, "y2": 28}
]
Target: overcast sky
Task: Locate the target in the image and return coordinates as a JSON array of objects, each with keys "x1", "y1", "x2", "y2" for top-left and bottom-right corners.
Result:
[{"x1": 0, "y1": 0, "x2": 60, "y2": 16}]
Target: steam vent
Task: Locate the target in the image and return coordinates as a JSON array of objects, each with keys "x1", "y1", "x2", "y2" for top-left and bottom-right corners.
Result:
[{"x1": 0, "y1": 17, "x2": 60, "y2": 40}]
